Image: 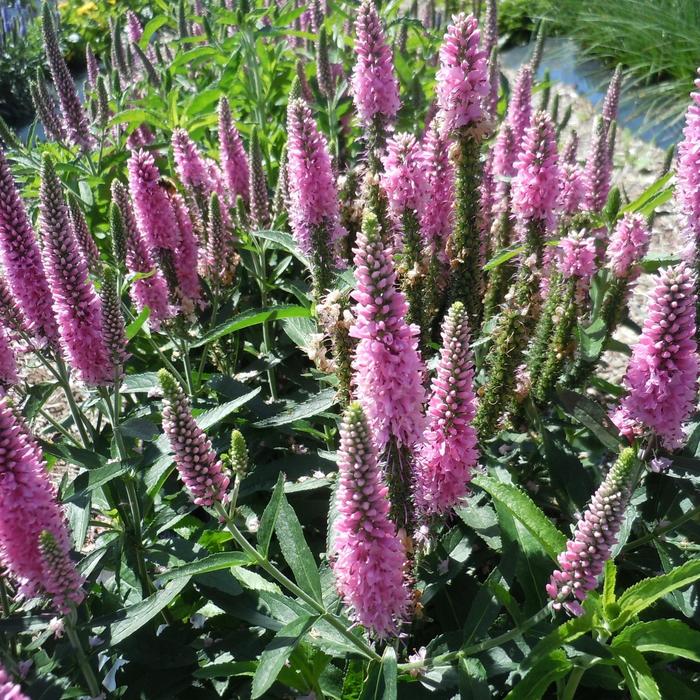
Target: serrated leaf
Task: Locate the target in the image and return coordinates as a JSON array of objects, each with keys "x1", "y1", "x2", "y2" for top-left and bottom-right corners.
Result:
[
  {"x1": 231, "y1": 567, "x2": 281, "y2": 594},
  {"x1": 505, "y1": 650, "x2": 572, "y2": 700},
  {"x1": 122, "y1": 372, "x2": 160, "y2": 394},
  {"x1": 191, "y1": 305, "x2": 312, "y2": 348},
  {"x1": 251, "y1": 614, "x2": 318, "y2": 699},
  {"x1": 253, "y1": 389, "x2": 336, "y2": 428},
  {"x1": 62, "y1": 462, "x2": 129, "y2": 501},
  {"x1": 275, "y1": 495, "x2": 323, "y2": 602},
  {"x1": 612, "y1": 559, "x2": 700, "y2": 629},
  {"x1": 155, "y1": 552, "x2": 250, "y2": 586},
  {"x1": 613, "y1": 620, "x2": 700, "y2": 662},
  {"x1": 258, "y1": 473, "x2": 285, "y2": 557},
  {"x1": 612, "y1": 644, "x2": 662, "y2": 700},
  {"x1": 472, "y1": 474, "x2": 567, "y2": 561}
]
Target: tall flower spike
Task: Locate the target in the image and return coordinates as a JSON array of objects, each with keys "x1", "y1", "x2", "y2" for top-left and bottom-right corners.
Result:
[
  {"x1": 128, "y1": 149, "x2": 181, "y2": 251},
  {"x1": 110, "y1": 182, "x2": 173, "y2": 329},
  {"x1": 248, "y1": 127, "x2": 270, "y2": 230},
  {"x1": 558, "y1": 162, "x2": 586, "y2": 218},
  {"x1": 350, "y1": 211, "x2": 426, "y2": 528},
  {"x1": 436, "y1": 13, "x2": 488, "y2": 136},
  {"x1": 506, "y1": 64, "x2": 533, "y2": 154},
  {"x1": 85, "y1": 43, "x2": 99, "y2": 90},
  {"x1": 415, "y1": 302, "x2": 479, "y2": 515},
  {"x1": 561, "y1": 130, "x2": 579, "y2": 166},
  {"x1": 483, "y1": 0, "x2": 499, "y2": 115},
  {"x1": 612, "y1": 264, "x2": 699, "y2": 449},
  {"x1": 30, "y1": 76, "x2": 66, "y2": 143},
  {"x1": 218, "y1": 97, "x2": 250, "y2": 204},
  {"x1": 602, "y1": 65, "x2": 622, "y2": 132},
  {"x1": 583, "y1": 117, "x2": 612, "y2": 213},
  {"x1": 158, "y1": 369, "x2": 230, "y2": 506},
  {"x1": 0, "y1": 149, "x2": 57, "y2": 342},
  {"x1": 100, "y1": 269, "x2": 129, "y2": 372},
  {"x1": 0, "y1": 323, "x2": 18, "y2": 389},
  {"x1": 0, "y1": 667, "x2": 30, "y2": 700},
  {"x1": 170, "y1": 193, "x2": 202, "y2": 313},
  {"x1": 317, "y1": 27, "x2": 334, "y2": 98},
  {"x1": 0, "y1": 397, "x2": 84, "y2": 612},
  {"x1": 0, "y1": 277, "x2": 29, "y2": 338},
  {"x1": 40, "y1": 155, "x2": 112, "y2": 385},
  {"x1": 511, "y1": 110, "x2": 559, "y2": 234},
  {"x1": 331, "y1": 402, "x2": 410, "y2": 638},
  {"x1": 676, "y1": 69, "x2": 700, "y2": 256},
  {"x1": 351, "y1": 0, "x2": 400, "y2": 130},
  {"x1": 172, "y1": 128, "x2": 211, "y2": 194},
  {"x1": 606, "y1": 213, "x2": 651, "y2": 281},
  {"x1": 42, "y1": 4, "x2": 94, "y2": 151},
  {"x1": 287, "y1": 99, "x2": 345, "y2": 296},
  {"x1": 422, "y1": 123, "x2": 454, "y2": 255},
  {"x1": 67, "y1": 194, "x2": 101, "y2": 274},
  {"x1": 547, "y1": 447, "x2": 637, "y2": 616}
]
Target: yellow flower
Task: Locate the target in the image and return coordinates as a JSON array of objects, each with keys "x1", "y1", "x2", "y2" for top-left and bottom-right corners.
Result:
[{"x1": 76, "y1": 1, "x2": 97, "y2": 16}]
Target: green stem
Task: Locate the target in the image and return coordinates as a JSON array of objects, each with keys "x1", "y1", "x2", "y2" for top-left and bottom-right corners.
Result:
[
  {"x1": 55, "y1": 357, "x2": 93, "y2": 448},
  {"x1": 255, "y1": 240, "x2": 278, "y2": 401},
  {"x1": 561, "y1": 666, "x2": 585, "y2": 700},
  {"x1": 623, "y1": 504, "x2": 700, "y2": 552},
  {"x1": 196, "y1": 295, "x2": 219, "y2": 391},
  {"x1": 213, "y1": 503, "x2": 380, "y2": 663},
  {"x1": 65, "y1": 615, "x2": 100, "y2": 698}
]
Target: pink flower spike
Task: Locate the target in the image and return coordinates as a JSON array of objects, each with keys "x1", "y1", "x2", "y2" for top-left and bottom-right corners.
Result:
[
  {"x1": 583, "y1": 117, "x2": 612, "y2": 213},
  {"x1": 557, "y1": 230, "x2": 597, "y2": 281},
  {"x1": 170, "y1": 193, "x2": 202, "y2": 313},
  {"x1": 436, "y1": 13, "x2": 488, "y2": 135},
  {"x1": 558, "y1": 163, "x2": 586, "y2": 217},
  {"x1": 415, "y1": 302, "x2": 479, "y2": 514},
  {"x1": 606, "y1": 213, "x2": 651, "y2": 279},
  {"x1": 331, "y1": 402, "x2": 410, "y2": 638},
  {"x1": 612, "y1": 263, "x2": 699, "y2": 449},
  {"x1": 172, "y1": 128, "x2": 211, "y2": 192},
  {"x1": 506, "y1": 65, "x2": 533, "y2": 154},
  {"x1": 351, "y1": 0, "x2": 400, "y2": 127},
  {"x1": 421, "y1": 124, "x2": 454, "y2": 252},
  {"x1": 349, "y1": 212, "x2": 426, "y2": 450},
  {"x1": 381, "y1": 132, "x2": 428, "y2": 224},
  {"x1": 0, "y1": 322, "x2": 18, "y2": 389},
  {"x1": 676, "y1": 69, "x2": 700, "y2": 247},
  {"x1": 218, "y1": 97, "x2": 250, "y2": 204}
]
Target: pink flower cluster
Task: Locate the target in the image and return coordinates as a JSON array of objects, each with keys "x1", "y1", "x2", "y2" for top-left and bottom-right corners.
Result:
[
  {"x1": 612, "y1": 264, "x2": 698, "y2": 449},
  {"x1": 159, "y1": 370, "x2": 230, "y2": 506},
  {"x1": 381, "y1": 132, "x2": 428, "y2": 222},
  {"x1": 351, "y1": 0, "x2": 400, "y2": 126},
  {"x1": 506, "y1": 65, "x2": 533, "y2": 154},
  {"x1": 583, "y1": 118, "x2": 612, "y2": 213},
  {"x1": 349, "y1": 213, "x2": 426, "y2": 450},
  {"x1": 414, "y1": 302, "x2": 479, "y2": 514},
  {"x1": 606, "y1": 213, "x2": 651, "y2": 279},
  {"x1": 557, "y1": 231, "x2": 597, "y2": 280},
  {"x1": 218, "y1": 97, "x2": 250, "y2": 204},
  {"x1": 421, "y1": 124, "x2": 454, "y2": 251},
  {"x1": 40, "y1": 156, "x2": 113, "y2": 386},
  {"x1": 286, "y1": 99, "x2": 345, "y2": 258},
  {"x1": 0, "y1": 149, "x2": 57, "y2": 342},
  {"x1": 676, "y1": 69, "x2": 700, "y2": 249},
  {"x1": 511, "y1": 111, "x2": 559, "y2": 231},
  {"x1": 332, "y1": 402, "x2": 409, "y2": 637},
  {"x1": 436, "y1": 13, "x2": 488, "y2": 134},
  {"x1": 0, "y1": 666, "x2": 29, "y2": 700},
  {"x1": 172, "y1": 128, "x2": 211, "y2": 192},
  {"x1": 558, "y1": 163, "x2": 586, "y2": 217},
  {"x1": 0, "y1": 398, "x2": 84, "y2": 613}
]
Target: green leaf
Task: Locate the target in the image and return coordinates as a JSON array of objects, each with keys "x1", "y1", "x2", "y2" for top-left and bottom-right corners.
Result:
[
  {"x1": 140, "y1": 16, "x2": 169, "y2": 48},
  {"x1": 472, "y1": 474, "x2": 567, "y2": 561},
  {"x1": 621, "y1": 172, "x2": 673, "y2": 218},
  {"x1": 254, "y1": 229, "x2": 311, "y2": 268},
  {"x1": 505, "y1": 650, "x2": 572, "y2": 699},
  {"x1": 253, "y1": 389, "x2": 336, "y2": 428},
  {"x1": 614, "y1": 620, "x2": 700, "y2": 662},
  {"x1": 126, "y1": 306, "x2": 150, "y2": 340},
  {"x1": 577, "y1": 317, "x2": 606, "y2": 363},
  {"x1": 194, "y1": 661, "x2": 256, "y2": 679},
  {"x1": 483, "y1": 244, "x2": 525, "y2": 271},
  {"x1": 231, "y1": 567, "x2": 281, "y2": 594},
  {"x1": 102, "y1": 578, "x2": 190, "y2": 646},
  {"x1": 554, "y1": 388, "x2": 622, "y2": 449},
  {"x1": 275, "y1": 495, "x2": 323, "y2": 602},
  {"x1": 603, "y1": 560, "x2": 617, "y2": 613},
  {"x1": 640, "y1": 253, "x2": 681, "y2": 274},
  {"x1": 458, "y1": 658, "x2": 489, "y2": 700},
  {"x1": 154, "y1": 552, "x2": 250, "y2": 586},
  {"x1": 62, "y1": 461, "x2": 129, "y2": 501},
  {"x1": 251, "y1": 614, "x2": 318, "y2": 699},
  {"x1": 612, "y1": 559, "x2": 700, "y2": 629},
  {"x1": 359, "y1": 647, "x2": 397, "y2": 700},
  {"x1": 191, "y1": 305, "x2": 312, "y2": 348},
  {"x1": 122, "y1": 372, "x2": 160, "y2": 394},
  {"x1": 612, "y1": 644, "x2": 662, "y2": 700},
  {"x1": 258, "y1": 472, "x2": 285, "y2": 557}
]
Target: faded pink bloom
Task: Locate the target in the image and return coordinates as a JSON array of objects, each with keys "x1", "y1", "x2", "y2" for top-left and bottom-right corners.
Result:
[
  {"x1": 676, "y1": 69, "x2": 700, "y2": 248},
  {"x1": 85, "y1": 44, "x2": 99, "y2": 90},
  {"x1": 128, "y1": 149, "x2": 181, "y2": 251},
  {"x1": 612, "y1": 264, "x2": 698, "y2": 449},
  {"x1": 218, "y1": 97, "x2": 250, "y2": 204},
  {"x1": 0, "y1": 323, "x2": 18, "y2": 389},
  {"x1": 511, "y1": 111, "x2": 559, "y2": 231},
  {"x1": 286, "y1": 99, "x2": 345, "y2": 259},
  {"x1": 436, "y1": 13, "x2": 488, "y2": 134},
  {"x1": 583, "y1": 117, "x2": 612, "y2": 212},
  {"x1": 0, "y1": 150, "x2": 57, "y2": 342},
  {"x1": 126, "y1": 124, "x2": 155, "y2": 150},
  {"x1": 558, "y1": 163, "x2": 586, "y2": 217},
  {"x1": 506, "y1": 65, "x2": 533, "y2": 154},
  {"x1": 170, "y1": 193, "x2": 202, "y2": 312},
  {"x1": 602, "y1": 65, "x2": 622, "y2": 131},
  {"x1": 351, "y1": 0, "x2": 400, "y2": 127},
  {"x1": 0, "y1": 398, "x2": 84, "y2": 613},
  {"x1": 414, "y1": 302, "x2": 478, "y2": 514},
  {"x1": 606, "y1": 213, "x2": 651, "y2": 280},
  {"x1": 349, "y1": 213, "x2": 426, "y2": 449},
  {"x1": 331, "y1": 402, "x2": 410, "y2": 638},
  {"x1": 491, "y1": 122, "x2": 516, "y2": 216},
  {"x1": 0, "y1": 666, "x2": 30, "y2": 699},
  {"x1": 159, "y1": 370, "x2": 229, "y2": 506}
]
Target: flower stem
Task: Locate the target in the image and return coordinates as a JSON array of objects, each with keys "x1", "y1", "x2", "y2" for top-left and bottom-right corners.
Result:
[
  {"x1": 213, "y1": 503, "x2": 380, "y2": 662},
  {"x1": 561, "y1": 666, "x2": 585, "y2": 700},
  {"x1": 65, "y1": 615, "x2": 100, "y2": 698},
  {"x1": 623, "y1": 504, "x2": 700, "y2": 552}
]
